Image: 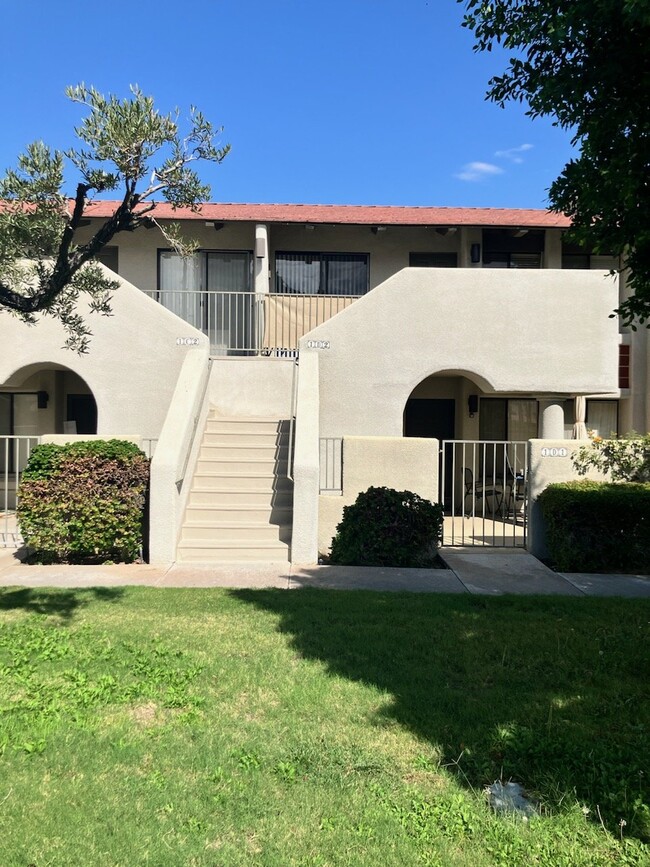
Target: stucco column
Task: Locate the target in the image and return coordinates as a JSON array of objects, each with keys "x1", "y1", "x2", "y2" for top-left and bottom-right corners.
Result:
[
  {"x1": 254, "y1": 223, "x2": 270, "y2": 295},
  {"x1": 538, "y1": 399, "x2": 565, "y2": 439}
]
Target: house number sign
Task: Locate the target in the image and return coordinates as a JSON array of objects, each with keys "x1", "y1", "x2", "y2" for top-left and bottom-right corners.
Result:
[
  {"x1": 541, "y1": 447, "x2": 568, "y2": 457},
  {"x1": 307, "y1": 340, "x2": 330, "y2": 349},
  {"x1": 176, "y1": 337, "x2": 200, "y2": 346}
]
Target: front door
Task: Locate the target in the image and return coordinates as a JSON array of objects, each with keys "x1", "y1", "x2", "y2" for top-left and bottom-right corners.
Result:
[{"x1": 404, "y1": 398, "x2": 455, "y2": 501}]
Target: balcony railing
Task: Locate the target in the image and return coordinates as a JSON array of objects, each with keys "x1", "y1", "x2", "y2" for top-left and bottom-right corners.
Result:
[{"x1": 144, "y1": 290, "x2": 360, "y2": 356}]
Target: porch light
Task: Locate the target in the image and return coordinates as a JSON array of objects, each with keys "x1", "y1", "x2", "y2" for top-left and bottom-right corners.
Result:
[
  {"x1": 370, "y1": 226, "x2": 387, "y2": 234},
  {"x1": 470, "y1": 243, "x2": 481, "y2": 264},
  {"x1": 435, "y1": 227, "x2": 457, "y2": 236},
  {"x1": 37, "y1": 391, "x2": 49, "y2": 409},
  {"x1": 468, "y1": 394, "x2": 479, "y2": 417},
  {"x1": 204, "y1": 221, "x2": 225, "y2": 231}
]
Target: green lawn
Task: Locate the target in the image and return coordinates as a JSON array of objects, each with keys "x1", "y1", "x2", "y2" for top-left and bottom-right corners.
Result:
[{"x1": 0, "y1": 586, "x2": 648, "y2": 866}]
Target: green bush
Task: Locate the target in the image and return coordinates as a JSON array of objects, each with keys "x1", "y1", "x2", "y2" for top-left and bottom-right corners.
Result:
[
  {"x1": 329, "y1": 486, "x2": 443, "y2": 567},
  {"x1": 538, "y1": 480, "x2": 650, "y2": 573},
  {"x1": 18, "y1": 440, "x2": 149, "y2": 564}
]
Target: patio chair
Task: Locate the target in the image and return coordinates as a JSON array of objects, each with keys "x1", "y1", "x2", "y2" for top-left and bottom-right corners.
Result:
[{"x1": 462, "y1": 467, "x2": 503, "y2": 517}]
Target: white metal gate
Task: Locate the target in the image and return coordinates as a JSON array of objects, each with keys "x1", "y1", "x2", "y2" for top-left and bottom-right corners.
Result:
[
  {"x1": 440, "y1": 440, "x2": 528, "y2": 547},
  {"x1": 2, "y1": 436, "x2": 39, "y2": 548}
]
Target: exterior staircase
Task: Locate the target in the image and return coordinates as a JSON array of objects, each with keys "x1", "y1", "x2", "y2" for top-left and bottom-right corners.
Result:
[{"x1": 177, "y1": 414, "x2": 293, "y2": 563}]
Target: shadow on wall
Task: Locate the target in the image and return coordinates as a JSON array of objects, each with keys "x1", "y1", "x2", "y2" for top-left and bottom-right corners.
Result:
[{"x1": 231, "y1": 588, "x2": 650, "y2": 842}]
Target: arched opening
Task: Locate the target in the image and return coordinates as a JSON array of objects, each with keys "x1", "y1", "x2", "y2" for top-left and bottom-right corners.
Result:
[
  {"x1": 403, "y1": 370, "x2": 492, "y2": 442},
  {"x1": 1, "y1": 363, "x2": 97, "y2": 438}
]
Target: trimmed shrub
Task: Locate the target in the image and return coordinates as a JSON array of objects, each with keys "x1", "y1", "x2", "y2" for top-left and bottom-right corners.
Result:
[
  {"x1": 17, "y1": 440, "x2": 149, "y2": 564},
  {"x1": 329, "y1": 486, "x2": 443, "y2": 567},
  {"x1": 538, "y1": 480, "x2": 650, "y2": 573}
]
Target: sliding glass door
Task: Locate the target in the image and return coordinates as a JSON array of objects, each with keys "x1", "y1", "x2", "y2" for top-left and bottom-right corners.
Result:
[{"x1": 158, "y1": 251, "x2": 253, "y2": 353}]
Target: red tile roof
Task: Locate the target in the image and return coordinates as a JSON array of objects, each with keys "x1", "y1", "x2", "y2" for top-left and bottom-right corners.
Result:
[{"x1": 80, "y1": 200, "x2": 570, "y2": 228}]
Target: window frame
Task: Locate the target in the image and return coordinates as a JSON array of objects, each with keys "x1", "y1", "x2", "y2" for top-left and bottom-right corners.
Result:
[{"x1": 274, "y1": 251, "x2": 370, "y2": 296}]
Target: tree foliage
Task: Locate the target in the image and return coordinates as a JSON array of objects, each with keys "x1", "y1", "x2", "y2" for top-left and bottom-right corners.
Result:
[
  {"x1": 0, "y1": 85, "x2": 229, "y2": 351},
  {"x1": 461, "y1": 0, "x2": 650, "y2": 326}
]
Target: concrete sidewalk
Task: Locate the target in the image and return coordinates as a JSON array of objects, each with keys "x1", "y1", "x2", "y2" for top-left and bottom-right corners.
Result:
[{"x1": 1, "y1": 545, "x2": 649, "y2": 597}]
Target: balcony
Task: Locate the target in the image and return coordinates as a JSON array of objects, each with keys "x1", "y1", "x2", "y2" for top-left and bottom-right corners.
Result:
[{"x1": 143, "y1": 290, "x2": 360, "y2": 356}]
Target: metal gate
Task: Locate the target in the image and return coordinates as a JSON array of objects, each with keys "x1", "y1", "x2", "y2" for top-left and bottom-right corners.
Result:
[
  {"x1": 2, "y1": 436, "x2": 39, "y2": 548},
  {"x1": 440, "y1": 440, "x2": 528, "y2": 547}
]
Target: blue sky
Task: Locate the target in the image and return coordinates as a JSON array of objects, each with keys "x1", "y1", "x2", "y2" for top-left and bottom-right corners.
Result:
[{"x1": 0, "y1": 0, "x2": 574, "y2": 209}]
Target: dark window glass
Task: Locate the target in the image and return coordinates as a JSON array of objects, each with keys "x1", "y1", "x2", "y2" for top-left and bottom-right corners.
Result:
[
  {"x1": 95, "y1": 245, "x2": 119, "y2": 273},
  {"x1": 409, "y1": 252, "x2": 458, "y2": 268},
  {"x1": 275, "y1": 252, "x2": 369, "y2": 295}
]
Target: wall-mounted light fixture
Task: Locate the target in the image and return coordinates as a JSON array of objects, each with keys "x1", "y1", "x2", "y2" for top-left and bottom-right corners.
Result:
[
  {"x1": 510, "y1": 228, "x2": 529, "y2": 238},
  {"x1": 37, "y1": 391, "x2": 49, "y2": 410},
  {"x1": 255, "y1": 236, "x2": 267, "y2": 259},
  {"x1": 305, "y1": 224, "x2": 315, "y2": 232},
  {"x1": 470, "y1": 243, "x2": 481, "y2": 264},
  {"x1": 204, "y1": 221, "x2": 225, "y2": 232},
  {"x1": 468, "y1": 394, "x2": 479, "y2": 417},
  {"x1": 370, "y1": 226, "x2": 387, "y2": 235},
  {"x1": 435, "y1": 227, "x2": 458, "y2": 236}
]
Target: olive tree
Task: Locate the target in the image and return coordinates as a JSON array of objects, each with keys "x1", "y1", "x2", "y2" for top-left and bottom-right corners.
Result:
[{"x1": 0, "y1": 84, "x2": 229, "y2": 351}]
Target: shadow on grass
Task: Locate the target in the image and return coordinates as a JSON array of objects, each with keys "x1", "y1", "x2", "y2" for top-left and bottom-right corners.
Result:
[
  {"x1": 0, "y1": 586, "x2": 125, "y2": 621},
  {"x1": 232, "y1": 588, "x2": 650, "y2": 841}
]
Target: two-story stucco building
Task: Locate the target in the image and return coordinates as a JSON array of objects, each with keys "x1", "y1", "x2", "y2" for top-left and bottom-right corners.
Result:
[{"x1": 1, "y1": 201, "x2": 647, "y2": 562}]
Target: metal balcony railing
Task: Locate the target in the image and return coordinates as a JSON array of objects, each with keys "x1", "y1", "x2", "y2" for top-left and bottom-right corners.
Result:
[{"x1": 144, "y1": 290, "x2": 360, "y2": 356}]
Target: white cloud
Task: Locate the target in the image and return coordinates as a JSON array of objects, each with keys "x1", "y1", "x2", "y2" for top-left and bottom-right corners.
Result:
[
  {"x1": 455, "y1": 161, "x2": 504, "y2": 182},
  {"x1": 494, "y1": 143, "x2": 533, "y2": 164}
]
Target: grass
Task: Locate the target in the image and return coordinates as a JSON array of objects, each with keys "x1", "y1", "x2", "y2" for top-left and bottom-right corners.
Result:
[{"x1": 0, "y1": 586, "x2": 648, "y2": 866}]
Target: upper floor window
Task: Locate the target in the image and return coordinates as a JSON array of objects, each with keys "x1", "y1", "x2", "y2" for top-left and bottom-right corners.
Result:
[
  {"x1": 409, "y1": 252, "x2": 458, "y2": 267},
  {"x1": 95, "y1": 245, "x2": 119, "y2": 274},
  {"x1": 561, "y1": 240, "x2": 618, "y2": 271},
  {"x1": 482, "y1": 229, "x2": 544, "y2": 268},
  {"x1": 275, "y1": 252, "x2": 369, "y2": 295}
]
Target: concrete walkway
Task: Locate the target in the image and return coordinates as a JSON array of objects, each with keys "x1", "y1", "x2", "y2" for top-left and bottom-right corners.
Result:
[{"x1": 1, "y1": 545, "x2": 649, "y2": 597}]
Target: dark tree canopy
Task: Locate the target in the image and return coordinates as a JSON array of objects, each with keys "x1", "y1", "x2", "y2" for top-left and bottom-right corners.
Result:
[
  {"x1": 461, "y1": 0, "x2": 650, "y2": 326},
  {"x1": 0, "y1": 85, "x2": 229, "y2": 351}
]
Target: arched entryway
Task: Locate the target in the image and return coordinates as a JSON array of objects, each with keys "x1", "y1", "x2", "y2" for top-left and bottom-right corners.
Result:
[
  {"x1": 1, "y1": 363, "x2": 97, "y2": 437},
  {"x1": 402, "y1": 371, "x2": 529, "y2": 548}
]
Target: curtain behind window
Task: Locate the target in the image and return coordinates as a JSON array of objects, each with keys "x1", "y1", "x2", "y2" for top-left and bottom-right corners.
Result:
[
  {"x1": 159, "y1": 252, "x2": 204, "y2": 329},
  {"x1": 275, "y1": 253, "x2": 368, "y2": 295}
]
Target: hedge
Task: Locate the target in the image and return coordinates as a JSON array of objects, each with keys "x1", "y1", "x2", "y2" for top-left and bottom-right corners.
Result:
[
  {"x1": 329, "y1": 486, "x2": 443, "y2": 567},
  {"x1": 17, "y1": 440, "x2": 149, "y2": 564},
  {"x1": 538, "y1": 480, "x2": 650, "y2": 573}
]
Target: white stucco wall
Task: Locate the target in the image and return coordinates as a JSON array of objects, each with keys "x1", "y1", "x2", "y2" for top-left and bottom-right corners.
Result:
[
  {"x1": 527, "y1": 439, "x2": 608, "y2": 559},
  {"x1": 0, "y1": 269, "x2": 208, "y2": 441},
  {"x1": 300, "y1": 268, "x2": 620, "y2": 438},
  {"x1": 209, "y1": 358, "x2": 295, "y2": 418},
  {"x1": 318, "y1": 436, "x2": 440, "y2": 556}
]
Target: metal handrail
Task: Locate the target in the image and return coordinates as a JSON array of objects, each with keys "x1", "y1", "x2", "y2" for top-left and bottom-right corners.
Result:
[
  {"x1": 287, "y1": 358, "x2": 299, "y2": 481},
  {"x1": 143, "y1": 290, "x2": 360, "y2": 356}
]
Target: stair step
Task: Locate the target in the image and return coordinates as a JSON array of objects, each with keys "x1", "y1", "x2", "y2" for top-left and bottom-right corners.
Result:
[
  {"x1": 185, "y1": 504, "x2": 293, "y2": 522},
  {"x1": 196, "y1": 457, "x2": 289, "y2": 474},
  {"x1": 206, "y1": 418, "x2": 288, "y2": 435},
  {"x1": 202, "y1": 431, "x2": 288, "y2": 447},
  {"x1": 199, "y1": 439, "x2": 289, "y2": 463},
  {"x1": 188, "y1": 488, "x2": 293, "y2": 507},
  {"x1": 193, "y1": 472, "x2": 293, "y2": 491},
  {"x1": 181, "y1": 521, "x2": 291, "y2": 543},
  {"x1": 177, "y1": 540, "x2": 291, "y2": 563}
]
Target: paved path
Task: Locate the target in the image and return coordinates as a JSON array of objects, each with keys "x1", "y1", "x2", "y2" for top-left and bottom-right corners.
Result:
[{"x1": 1, "y1": 545, "x2": 649, "y2": 596}]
